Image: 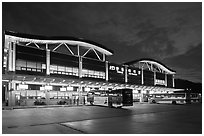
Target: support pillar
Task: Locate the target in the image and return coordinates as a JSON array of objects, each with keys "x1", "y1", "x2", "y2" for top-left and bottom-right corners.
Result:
[
  {"x1": 172, "y1": 74, "x2": 175, "y2": 88},
  {"x1": 45, "y1": 90, "x2": 50, "y2": 105},
  {"x1": 79, "y1": 57, "x2": 82, "y2": 78},
  {"x1": 105, "y1": 61, "x2": 109, "y2": 81},
  {"x1": 46, "y1": 49, "x2": 50, "y2": 75},
  {"x1": 141, "y1": 68, "x2": 144, "y2": 85},
  {"x1": 12, "y1": 42, "x2": 16, "y2": 71},
  {"x1": 8, "y1": 42, "x2": 13, "y2": 72},
  {"x1": 124, "y1": 65, "x2": 128, "y2": 83},
  {"x1": 8, "y1": 81, "x2": 16, "y2": 106},
  {"x1": 102, "y1": 53, "x2": 106, "y2": 61},
  {"x1": 154, "y1": 71, "x2": 156, "y2": 85},
  {"x1": 78, "y1": 85, "x2": 83, "y2": 105},
  {"x1": 140, "y1": 90, "x2": 144, "y2": 102},
  {"x1": 165, "y1": 74, "x2": 167, "y2": 87}
]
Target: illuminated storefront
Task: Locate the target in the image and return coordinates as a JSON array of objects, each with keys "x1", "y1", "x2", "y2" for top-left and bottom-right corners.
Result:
[{"x1": 2, "y1": 31, "x2": 177, "y2": 106}]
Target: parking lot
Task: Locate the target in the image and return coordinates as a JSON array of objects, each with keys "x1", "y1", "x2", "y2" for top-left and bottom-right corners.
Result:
[{"x1": 2, "y1": 103, "x2": 202, "y2": 134}]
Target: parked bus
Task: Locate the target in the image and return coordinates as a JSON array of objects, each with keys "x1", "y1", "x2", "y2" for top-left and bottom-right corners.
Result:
[
  {"x1": 87, "y1": 88, "x2": 133, "y2": 108},
  {"x1": 148, "y1": 93, "x2": 201, "y2": 104}
]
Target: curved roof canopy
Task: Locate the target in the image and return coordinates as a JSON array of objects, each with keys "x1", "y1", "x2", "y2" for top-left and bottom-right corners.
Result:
[
  {"x1": 5, "y1": 31, "x2": 113, "y2": 56},
  {"x1": 124, "y1": 58, "x2": 176, "y2": 74}
]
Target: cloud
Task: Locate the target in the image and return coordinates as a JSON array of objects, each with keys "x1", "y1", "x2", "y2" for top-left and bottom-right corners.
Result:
[
  {"x1": 2, "y1": 2, "x2": 202, "y2": 82},
  {"x1": 163, "y1": 43, "x2": 202, "y2": 82}
]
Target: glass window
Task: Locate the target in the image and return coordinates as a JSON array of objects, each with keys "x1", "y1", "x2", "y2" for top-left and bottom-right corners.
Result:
[
  {"x1": 42, "y1": 64, "x2": 46, "y2": 69},
  {"x1": 16, "y1": 59, "x2": 26, "y2": 67},
  {"x1": 66, "y1": 67, "x2": 72, "y2": 72},
  {"x1": 82, "y1": 69, "x2": 88, "y2": 74},
  {"x1": 27, "y1": 61, "x2": 36, "y2": 68},
  {"x1": 89, "y1": 70, "x2": 94, "y2": 75},
  {"x1": 58, "y1": 66, "x2": 65, "y2": 72},
  {"x1": 36, "y1": 62, "x2": 42, "y2": 69},
  {"x1": 16, "y1": 66, "x2": 21, "y2": 70},
  {"x1": 73, "y1": 68, "x2": 78, "y2": 73},
  {"x1": 50, "y1": 65, "x2": 57, "y2": 71},
  {"x1": 95, "y1": 71, "x2": 99, "y2": 76}
]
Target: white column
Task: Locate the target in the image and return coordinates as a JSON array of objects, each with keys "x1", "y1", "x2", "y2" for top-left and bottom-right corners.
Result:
[
  {"x1": 8, "y1": 81, "x2": 16, "y2": 106},
  {"x1": 172, "y1": 74, "x2": 175, "y2": 88},
  {"x1": 45, "y1": 90, "x2": 50, "y2": 105},
  {"x1": 165, "y1": 74, "x2": 167, "y2": 87},
  {"x1": 78, "y1": 85, "x2": 83, "y2": 105},
  {"x1": 141, "y1": 68, "x2": 144, "y2": 85},
  {"x1": 154, "y1": 71, "x2": 156, "y2": 85},
  {"x1": 77, "y1": 45, "x2": 80, "y2": 56},
  {"x1": 4, "y1": 36, "x2": 10, "y2": 71},
  {"x1": 12, "y1": 42, "x2": 16, "y2": 71},
  {"x1": 103, "y1": 53, "x2": 106, "y2": 61},
  {"x1": 46, "y1": 49, "x2": 50, "y2": 75},
  {"x1": 79, "y1": 57, "x2": 82, "y2": 78},
  {"x1": 8, "y1": 42, "x2": 13, "y2": 71},
  {"x1": 124, "y1": 65, "x2": 128, "y2": 83},
  {"x1": 105, "y1": 61, "x2": 109, "y2": 81}
]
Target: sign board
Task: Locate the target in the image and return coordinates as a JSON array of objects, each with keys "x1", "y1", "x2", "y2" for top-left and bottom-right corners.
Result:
[
  {"x1": 84, "y1": 87, "x2": 91, "y2": 92},
  {"x1": 19, "y1": 84, "x2": 28, "y2": 90},
  {"x1": 60, "y1": 87, "x2": 67, "y2": 91},
  {"x1": 127, "y1": 68, "x2": 141, "y2": 76},
  {"x1": 108, "y1": 63, "x2": 125, "y2": 83},
  {"x1": 67, "y1": 86, "x2": 73, "y2": 91},
  {"x1": 40, "y1": 87, "x2": 45, "y2": 90},
  {"x1": 45, "y1": 85, "x2": 53, "y2": 90},
  {"x1": 155, "y1": 79, "x2": 165, "y2": 85},
  {"x1": 109, "y1": 65, "x2": 124, "y2": 74}
]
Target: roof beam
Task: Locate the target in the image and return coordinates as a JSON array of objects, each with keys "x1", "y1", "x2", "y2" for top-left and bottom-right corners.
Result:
[{"x1": 64, "y1": 43, "x2": 74, "y2": 55}]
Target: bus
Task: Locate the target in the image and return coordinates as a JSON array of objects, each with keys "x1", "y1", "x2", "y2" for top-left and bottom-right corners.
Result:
[
  {"x1": 87, "y1": 88, "x2": 133, "y2": 108},
  {"x1": 148, "y1": 93, "x2": 201, "y2": 104}
]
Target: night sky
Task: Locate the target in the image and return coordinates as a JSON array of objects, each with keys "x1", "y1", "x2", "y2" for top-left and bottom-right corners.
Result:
[{"x1": 2, "y1": 2, "x2": 202, "y2": 83}]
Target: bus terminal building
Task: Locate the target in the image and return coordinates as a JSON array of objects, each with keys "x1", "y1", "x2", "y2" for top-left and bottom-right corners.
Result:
[{"x1": 2, "y1": 31, "x2": 178, "y2": 107}]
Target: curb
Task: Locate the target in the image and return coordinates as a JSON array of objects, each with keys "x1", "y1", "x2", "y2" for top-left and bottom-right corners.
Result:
[{"x1": 2, "y1": 104, "x2": 85, "y2": 110}]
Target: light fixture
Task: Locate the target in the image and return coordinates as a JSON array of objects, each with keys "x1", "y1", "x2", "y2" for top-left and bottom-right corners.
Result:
[
  {"x1": 60, "y1": 87, "x2": 67, "y2": 91},
  {"x1": 45, "y1": 85, "x2": 53, "y2": 90},
  {"x1": 19, "y1": 84, "x2": 28, "y2": 90},
  {"x1": 67, "y1": 86, "x2": 73, "y2": 91},
  {"x1": 40, "y1": 86, "x2": 45, "y2": 90}
]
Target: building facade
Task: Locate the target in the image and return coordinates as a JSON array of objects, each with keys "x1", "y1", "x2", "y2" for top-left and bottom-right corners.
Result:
[{"x1": 2, "y1": 31, "x2": 176, "y2": 106}]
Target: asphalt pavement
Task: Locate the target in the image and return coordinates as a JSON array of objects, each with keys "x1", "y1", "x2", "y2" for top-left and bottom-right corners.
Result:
[{"x1": 2, "y1": 103, "x2": 202, "y2": 134}]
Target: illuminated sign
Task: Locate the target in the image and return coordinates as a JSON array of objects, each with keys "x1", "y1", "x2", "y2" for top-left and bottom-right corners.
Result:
[
  {"x1": 84, "y1": 87, "x2": 91, "y2": 92},
  {"x1": 127, "y1": 68, "x2": 141, "y2": 76},
  {"x1": 67, "y1": 86, "x2": 73, "y2": 91},
  {"x1": 109, "y1": 65, "x2": 124, "y2": 74},
  {"x1": 45, "y1": 85, "x2": 53, "y2": 90},
  {"x1": 60, "y1": 87, "x2": 67, "y2": 91},
  {"x1": 40, "y1": 87, "x2": 45, "y2": 90},
  {"x1": 155, "y1": 79, "x2": 165, "y2": 85},
  {"x1": 19, "y1": 84, "x2": 28, "y2": 90}
]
